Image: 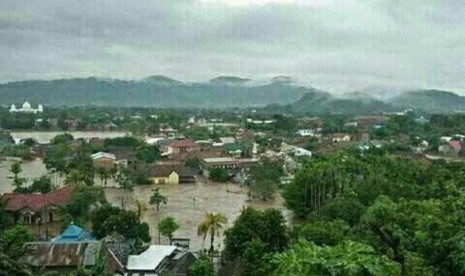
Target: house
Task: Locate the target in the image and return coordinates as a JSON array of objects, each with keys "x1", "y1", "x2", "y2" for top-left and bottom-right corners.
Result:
[
  {"x1": 439, "y1": 140, "x2": 462, "y2": 156},
  {"x1": 91, "y1": 152, "x2": 117, "y2": 169},
  {"x1": 126, "y1": 245, "x2": 198, "y2": 276},
  {"x1": 52, "y1": 223, "x2": 95, "y2": 243},
  {"x1": 107, "y1": 146, "x2": 136, "y2": 167},
  {"x1": 344, "y1": 122, "x2": 358, "y2": 128},
  {"x1": 331, "y1": 133, "x2": 351, "y2": 143},
  {"x1": 414, "y1": 116, "x2": 429, "y2": 125},
  {"x1": 293, "y1": 147, "x2": 312, "y2": 157},
  {"x1": 146, "y1": 136, "x2": 167, "y2": 146},
  {"x1": 162, "y1": 139, "x2": 200, "y2": 158},
  {"x1": 150, "y1": 165, "x2": 196, "y2": 185},
  {"x1": 219, "y1": 137, "x2": 236, "y2": 145},
  {"x1": 2, "y1": 187, "x2": 73, "y2": 226},
  {"x1": 20, "y1": 241, "x2": 124, "y2": 275},
  {"x1": 200, "y1": 157, "x2": 238, "y2": 177},
  {"x1": 296, "y1": 129, "x2": 314, "y2": 137},
  {"x1": 355, "y1": 115, "x2": 389, "y2": 127}
]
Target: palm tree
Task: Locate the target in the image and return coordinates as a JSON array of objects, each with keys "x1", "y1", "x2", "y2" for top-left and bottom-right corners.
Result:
[{"x1": 197, "y1": 212, "x2": 227, "y2": 255}]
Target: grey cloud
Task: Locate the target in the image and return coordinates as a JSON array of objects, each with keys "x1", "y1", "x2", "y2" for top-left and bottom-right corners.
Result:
[{"x1": 0, "y1": 0, "x2": 464, "y2": 93}]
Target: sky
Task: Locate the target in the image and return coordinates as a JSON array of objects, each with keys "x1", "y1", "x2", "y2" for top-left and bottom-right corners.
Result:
[{"x1": 1, "y1": 0, "x2": 464, "y2": 93}]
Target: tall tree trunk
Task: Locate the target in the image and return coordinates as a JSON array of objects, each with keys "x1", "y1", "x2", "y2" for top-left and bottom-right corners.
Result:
[{"x1": 210, "y1": 230, "x2": 215, "y2": 254}]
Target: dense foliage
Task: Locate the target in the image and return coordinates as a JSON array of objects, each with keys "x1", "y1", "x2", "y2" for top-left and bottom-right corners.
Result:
[{"x1": 281, "y1": 151, "x2": 465, "y2": 275}]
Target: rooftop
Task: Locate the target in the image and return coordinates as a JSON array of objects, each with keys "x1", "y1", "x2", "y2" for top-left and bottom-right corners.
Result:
[
  {"x1": 52, "y1": 224, "x2": 95, "y2": 243},
  {"x1": 91, "y1": 152, "x2": 116, "y2": 160},
  {"x1": 3, "y1": 186, "x2": 73, "y2": 212},
  {"x1": 202, "y1": 157, "x2": 236, "y2": 164},
  {"x1": 126, "y1": 245, "x2": 177, "y2": 271},
  {"x1": 167, "y1": 139, "x2": 199, "y2": 148},
  {"x1": 20, "y1": 241, "x2": 102, "y2": 267}
]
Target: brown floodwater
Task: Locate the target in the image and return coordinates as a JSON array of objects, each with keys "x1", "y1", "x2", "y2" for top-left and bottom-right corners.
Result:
[
  {"x1": 0, "y1": 158, "x2": 292, "y2": 251},
  {"x1": 105, "y1": 177, "x2": 293, "y2": 251}
]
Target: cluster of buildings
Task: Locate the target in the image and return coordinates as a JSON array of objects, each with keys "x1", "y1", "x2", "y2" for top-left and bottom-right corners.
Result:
[
  {"x1": 2, "y1": 186, "x2": 199, "y2": 275},
  {"x1": 9, "y1": 101, "x2": 43, "y2": 114}
]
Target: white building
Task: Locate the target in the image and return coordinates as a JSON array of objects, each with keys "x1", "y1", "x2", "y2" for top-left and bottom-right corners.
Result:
[
  {"x1": 293, "y1": 147, "x2": 312, "y2": 157},
  {"x1": 296, "y1": 129, "x2": 315, "y2": 137},
  {"x1": 9, "y1": 101, "x2": 43, "y2": 114}
]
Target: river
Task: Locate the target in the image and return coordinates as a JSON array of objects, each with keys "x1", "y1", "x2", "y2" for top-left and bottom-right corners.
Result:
[{"x1": 10, "y1": 131, "x2": 131, "y2": 144}]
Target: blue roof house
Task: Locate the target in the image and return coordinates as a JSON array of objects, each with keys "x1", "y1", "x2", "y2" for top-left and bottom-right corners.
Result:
[{"x1": 52, "y1": 223, "x2": 95, "y2": 243}]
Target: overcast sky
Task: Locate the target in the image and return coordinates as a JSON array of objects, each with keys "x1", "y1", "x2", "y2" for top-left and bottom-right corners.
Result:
[{"x1": 1, "y1": 0, "x2": 464, "y2": 92}]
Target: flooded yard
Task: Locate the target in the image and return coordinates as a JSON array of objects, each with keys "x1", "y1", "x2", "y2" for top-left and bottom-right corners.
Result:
[
  {"x1": 0, "y1": 158, "x2": 292, "y2": 251},
  {"x1": 0, "y1": 158, "x2": 49, "y2": 194},
  {"x1": 105, "y1": 177, "x2": 292, "y2": 251}
]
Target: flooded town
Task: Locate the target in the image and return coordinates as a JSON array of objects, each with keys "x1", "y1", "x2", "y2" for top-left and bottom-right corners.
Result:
[{"x1": 2, "y1": 1, "x2": 465, "y2": 275}]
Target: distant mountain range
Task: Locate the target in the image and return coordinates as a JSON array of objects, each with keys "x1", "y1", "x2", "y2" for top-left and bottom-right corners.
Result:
[{"x1": 0, "y1": 76, "x2": 464, "y2": 113}]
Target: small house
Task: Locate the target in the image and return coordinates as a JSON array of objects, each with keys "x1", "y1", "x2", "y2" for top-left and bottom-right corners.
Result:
[
  {"x1": 200, "y1": 157, "x2": 238, "y2": 178},
  {"x1": 439, "y1": 140, "x2": 462, "y2": 156},
  {"x1": 126, "y1": 245, "x2": 198, "y2": 276},
  {"x1": 150, "y1": 165, "x2": 196, "y2": 185},
  {"x1": 2, "y1": 186, "x2": 73, "y2": 227},
  {"x1": 20, "y1": 241, "x2": 124, "y2": 275},
  {"x1": 331, "y1": 133, "x2": 351, "y2": 143},
  {"x1": 91, "y1": 152, "x2": 117, "y2": 169}
]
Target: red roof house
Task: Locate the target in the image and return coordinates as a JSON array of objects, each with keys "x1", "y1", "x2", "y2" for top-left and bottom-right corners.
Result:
[
  {"x1": 3, "y1": 186, "x2": 73, "y2": 212},
  {"x1": 2, "y1": 187, "x2": 73, "y2": 226},
  {"x1": 162, "y1": 139, "x2": 200, "y2": 158}
]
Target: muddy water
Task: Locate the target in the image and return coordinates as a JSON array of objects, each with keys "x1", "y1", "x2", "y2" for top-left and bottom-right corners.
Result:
[
  {"x1": 10, "y1": 131, "x2": 130, "y2": 144},
  {"x1": 0, "y1": 159, "x2": 292, "y2": 251},
  {"x1": 105, "y1": 177, "x2": 292, "y2": 251},
  {"x1": 0, "y1": 158, "x2": 49, "y2": 194}
]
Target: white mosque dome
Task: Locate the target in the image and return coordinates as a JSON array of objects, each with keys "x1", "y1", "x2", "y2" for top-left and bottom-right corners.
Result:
[{"x1": 22, "y1": 101, "x2": 32, "y2": 109}]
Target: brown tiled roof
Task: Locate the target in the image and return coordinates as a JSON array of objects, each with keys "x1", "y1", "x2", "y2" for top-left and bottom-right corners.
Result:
[{"x1": 3, "y1": 187, "x2": 73, "y2": 212}]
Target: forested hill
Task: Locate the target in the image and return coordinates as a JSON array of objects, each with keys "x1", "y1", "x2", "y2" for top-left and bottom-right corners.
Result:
[
  {"x1": 387, "y1": 90, "x2": 465, "y2": 113},
  {"x1": 264, "y1": 90, "x2": 396, "y2": 114},
  {"x1": 0, "y1": 76, "x2": 309, "y2": 108},
  {"x1": 266, "y1": 89, "x2": 465, "y2": 114},
  {"x1": 1, "y1": 76, "x2": 464, "y2": 113}
]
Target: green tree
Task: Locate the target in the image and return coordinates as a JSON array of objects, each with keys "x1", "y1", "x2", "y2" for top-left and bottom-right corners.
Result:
[
  {"x1": 0, "y1": 198, "x2": 13, "y2": 231},
  {"x1": 51, "y1": 133, "x2": 74, "y2": 145},
  {"x1": 91, "y1": 205, "x2": 150, "y2": 245},
  {"x1": 30, "y1": 175, "x2": 53, "y2": 194},
  {"x1": 273, "y1": 240, "x2": 401, "y2": 276},
  {"x1": 224, "y1": 208, "x2": 289, "y2": 260},
  {"x1": 209, "y1": 167, "x2": 229, "y2": 182},
  {"x1": 149, "y1": 188, "x2": 167, "y2": 211},
  {"x1": 91, "y1": 204, "x2": 121, "y2": 239},
  {"x1": 157, "y1": 216, "x2": 180, "y2": 242},
  {"x1": 0, "y1": 225, "x2": 35, "y2": 259},
  {"x1": 0, "y1": 253, "x2": 33, "y2": 276},
  {"x1": 197, "y1": 212, "x2": 227, "y2": 254},
  {"x1": 10, "y1": 162, "x2": 24, "y2": 190},
  {"x1": 239, "y1": 238, "x2": 274, "y2": 276},
  {"x1": 187, "y1": 255, "x2": 214, "y2": 276},
  {"x1": 65, "y1": 186, "x2": 106, "y2": 224},
  {"x1": 292, "y1": 219, "x2": 350, "y2": 246},
  {"x1": 135, "y1": 144, "x2": 159, "y2": 163},
  {"x1": 321, "y1": 197, "x2": 366, "y2": 226},
  {"x1": 185, "y1": 157, "x2": 200, "y2": 169}
]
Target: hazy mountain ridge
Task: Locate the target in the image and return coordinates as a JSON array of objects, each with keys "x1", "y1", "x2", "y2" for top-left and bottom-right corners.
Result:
[
  {"x1": 0, "y1": 76, "x2": 309, "y2": 108},
  {"x1": 0, "y1": 77, "x2": 463, "y2": 113}
]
